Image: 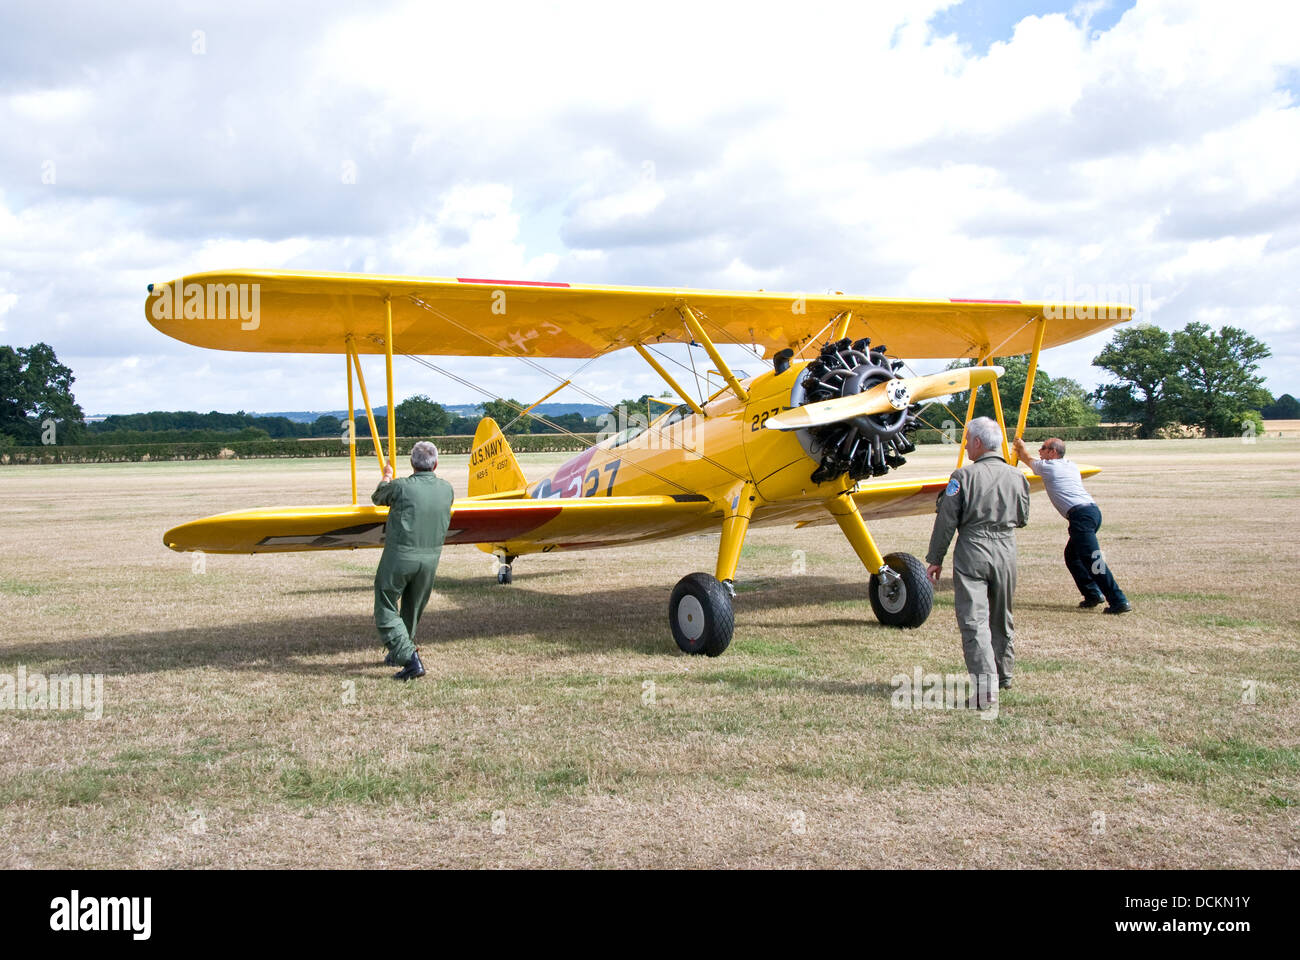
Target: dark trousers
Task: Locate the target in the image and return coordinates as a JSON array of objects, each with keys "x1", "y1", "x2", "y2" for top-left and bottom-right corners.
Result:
[{"x1": 1065, "y1": 504, "x2": 1127, "y2": 605}]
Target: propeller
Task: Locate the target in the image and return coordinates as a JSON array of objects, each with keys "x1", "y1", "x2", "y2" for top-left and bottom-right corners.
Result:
[{"x1": 765, "y1": 365, "x2": 1004, "y2": 432}]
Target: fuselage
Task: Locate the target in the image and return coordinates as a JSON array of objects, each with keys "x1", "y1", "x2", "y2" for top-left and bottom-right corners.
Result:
[{"x1": 528, "y1": 361, "x2": 848, "y2": 510}]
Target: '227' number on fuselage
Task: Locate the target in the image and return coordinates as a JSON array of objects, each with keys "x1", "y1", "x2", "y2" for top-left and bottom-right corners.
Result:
[{"x1": 583, "y1": 459, "x2": 621, "y2": 497}]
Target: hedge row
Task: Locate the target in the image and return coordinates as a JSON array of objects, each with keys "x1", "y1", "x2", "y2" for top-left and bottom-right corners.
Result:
[
  {"x1": 1, "y1": 434, "x2": 601, "y2": 464},
  {"x1": 911, "y1": 424, "x2": 1141, "y2": 444},
  {"x1": 1, "y1": 424, "x2": 1145, "y2": 464}
]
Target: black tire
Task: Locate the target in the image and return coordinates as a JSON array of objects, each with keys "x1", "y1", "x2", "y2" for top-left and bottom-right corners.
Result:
[
  {"x1": 669, "y1": 572, "x2": 733, "y2": 656},
  {"x1": 868, "y1": 552, "x2": 932, "y2": 628},
  {"x1": 496, "y1": 565, "x2": 512, "y2": 585}
]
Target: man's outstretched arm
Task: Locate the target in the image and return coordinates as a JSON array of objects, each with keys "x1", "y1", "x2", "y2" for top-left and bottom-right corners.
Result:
[
  {"x1": 1011, "y1": 436, "x2": 1036, "y2": 468},
  {"x1": 371, "y1": 461, "x2": 397, "y2": 505}
]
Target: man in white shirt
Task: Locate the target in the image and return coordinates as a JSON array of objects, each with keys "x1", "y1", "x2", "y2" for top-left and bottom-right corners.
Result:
[{"x1": 1012, "y1": 436, "x2": 1131, "y2": 614}]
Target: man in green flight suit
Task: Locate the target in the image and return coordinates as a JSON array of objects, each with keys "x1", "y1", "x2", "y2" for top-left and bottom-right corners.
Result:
[
  {"x1": 373, "y1": 440, "x2": 455, "y2": 680},
  {"x1": 925, "y1": 416, "x2": 1030, "y2": 711}
]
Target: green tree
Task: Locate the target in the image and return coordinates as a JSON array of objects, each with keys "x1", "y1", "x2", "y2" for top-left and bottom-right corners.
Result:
[
  {"x1": 446, "y1": 415, "x2": 479, "y2": 435},
  {"x1": 0, "y1": 342, "x2": 85, "y2": 444},
  {"x1": 482, "y1": 398, "x2": 531, "y2": 434},
  {"x1": 612, "y1": 395, "x2": 654, "y2": 426},
  {"x1": 946, "y1": 356, "x2": 1100, "y2": 430},
  {"x1": 1092, "y1": 325, "x2": 1180, "y2": 438},
  {"x1": 1169, "y1": 323, "x2": 1271, "y2": 437},
  {"x1": 394, "y1": 394, "x2": 450, "y2": 436},
  {"x1": 310, "y1": 414, "x2": 343, "y2": 437},
  {"x1": 1261, "y1": 392, "x2": 1300, "y2": 419}
]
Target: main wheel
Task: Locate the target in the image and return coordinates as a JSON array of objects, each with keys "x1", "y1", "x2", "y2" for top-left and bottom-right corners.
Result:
[
  {"x1": 868, "y1": 552, "x2": 932, "y2": 628},
  {"x1": 496, "y1": 564, "x2": 513, "y2": 585},
  {"x1": 669, "y1": 573, "x2": 733, "y2": 656}
]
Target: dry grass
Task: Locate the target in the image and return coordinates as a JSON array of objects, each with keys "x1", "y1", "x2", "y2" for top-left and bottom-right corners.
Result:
[
  {"x1": 1262, "y1": 420, "x2": 1300, "y2": 437},
  {"x1": 1, "y1": 437, "x2": 1298, "y2": 868}
]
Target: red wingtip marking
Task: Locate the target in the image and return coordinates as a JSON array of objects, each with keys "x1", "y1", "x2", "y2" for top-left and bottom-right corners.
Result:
[{"x1": 457, "y1": 278, "x2": 571, "y2": 288}]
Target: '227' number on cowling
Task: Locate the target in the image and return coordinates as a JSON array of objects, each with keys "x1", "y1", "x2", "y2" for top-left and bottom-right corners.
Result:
[{"x1": 751, "y1": 407, "x2": 782, "y2": 431}]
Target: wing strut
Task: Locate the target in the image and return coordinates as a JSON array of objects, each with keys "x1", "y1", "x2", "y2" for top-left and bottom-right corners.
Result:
[
  {"x1": 678, "y1": 304, "x2": 749, "y2": 403},
  {"x1": 346, "y1": 351, "x2": 357, "y2": 504},
  {"x1": 830, "y1": 309, "x2": 853, "y2": 342},
  {"x1": 1013, "y1": 316, "x2": 1047, "y2": 439},
  {"x1": 633, "y1": 344, "x2": 705, "y2": 416},
  {"x1": 987, "y1": 364, "x2": 1013, "y2": 463},
  {"x1": 347, "y1": 338, "x2": 387, "y2": 471},
  {"x1": 384, "y1": 297, "x2": 396, "y2": 465}
]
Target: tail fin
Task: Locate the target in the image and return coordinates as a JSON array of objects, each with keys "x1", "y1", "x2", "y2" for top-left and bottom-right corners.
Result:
[{"x1": 469, "y1": 417, "x2": 529, "y2": 499}]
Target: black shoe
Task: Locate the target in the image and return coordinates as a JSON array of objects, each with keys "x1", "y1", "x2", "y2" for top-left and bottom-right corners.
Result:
[
  {"x1": 998, "y1": 677, "x2": 1013, "y2": 690},
  {"x1": 393, "y1": 649, "x2": 425, "y2": 680},
  {"x1": 1103, "y1": 602, "x2": 1132, "y2": 615},
  {"x1": 1078, "y1": 596, "x2": 1104, "y2": 609}
]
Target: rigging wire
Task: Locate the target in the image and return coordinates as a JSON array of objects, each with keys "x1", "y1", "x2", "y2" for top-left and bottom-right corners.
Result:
[
  {"x1": 401, "y1": 353, "x2": 698, "y2": 494},
  {"x1": 404, "y1": 295, "x2": 748, "y2": 481}
]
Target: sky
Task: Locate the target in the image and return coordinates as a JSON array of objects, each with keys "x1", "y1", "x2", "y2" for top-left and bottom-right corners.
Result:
[{"x1": 1, "y1": 0, "x2": 1297, "y2": 415}]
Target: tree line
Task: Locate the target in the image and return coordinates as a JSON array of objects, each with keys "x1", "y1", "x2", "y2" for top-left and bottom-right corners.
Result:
[
  {"x1": 1, "y1": 325, "x2": 1289, "y2": 448},
  {"x1": 944, "y1": 321, "x2": 1279, "y2": 439}
]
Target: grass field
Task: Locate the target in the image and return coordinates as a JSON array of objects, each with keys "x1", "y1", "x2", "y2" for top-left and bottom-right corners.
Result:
[{"x1": 2, "y1": 437, "x2": 1298, "y2": 868}]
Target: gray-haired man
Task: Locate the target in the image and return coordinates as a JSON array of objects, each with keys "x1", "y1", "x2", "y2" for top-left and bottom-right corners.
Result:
[
  {"x1": 372, "y1": 440, "x2": 455, "y2": 680},
  {"x1": 926, "y1": 417, "x2": 1030, "y2": 709}
]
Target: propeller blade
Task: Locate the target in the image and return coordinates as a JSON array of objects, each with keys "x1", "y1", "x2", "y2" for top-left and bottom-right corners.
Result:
[{"x1": 765, "y1": 366, "x2": 1004, "y2": 431}]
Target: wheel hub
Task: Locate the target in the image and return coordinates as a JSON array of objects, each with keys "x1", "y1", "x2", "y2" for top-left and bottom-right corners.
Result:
[
  {"x1": 677, "y1": 595, "x2": 705, "y2": 641},
  {"x1": 878, "y1": 576, "x2": 908, "y2": 614}
]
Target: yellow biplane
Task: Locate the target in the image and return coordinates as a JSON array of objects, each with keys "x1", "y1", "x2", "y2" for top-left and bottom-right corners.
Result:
[{"x1": 147, "y1": 271, "x2": 1131, "y2": 655}]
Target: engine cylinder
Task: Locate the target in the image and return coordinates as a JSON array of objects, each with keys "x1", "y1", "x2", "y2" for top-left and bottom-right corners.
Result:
[{"x1": 789, "y1": 339, "x2": 920, "y2": 484}]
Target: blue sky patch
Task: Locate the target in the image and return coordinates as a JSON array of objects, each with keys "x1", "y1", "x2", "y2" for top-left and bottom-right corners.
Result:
[{"x1": 930, "y1": 0, "x2": 1137, "y2": 55}]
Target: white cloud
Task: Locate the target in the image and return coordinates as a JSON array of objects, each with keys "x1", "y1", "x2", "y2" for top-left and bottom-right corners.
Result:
[{"x1": 0, "y1": 0, "x2": 1298, "y2": 413}]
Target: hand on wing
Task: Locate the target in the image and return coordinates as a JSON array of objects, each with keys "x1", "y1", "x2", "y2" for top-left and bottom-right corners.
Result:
[{"x1": 926, "y1": 563, "x2": 942, "y2": 584}]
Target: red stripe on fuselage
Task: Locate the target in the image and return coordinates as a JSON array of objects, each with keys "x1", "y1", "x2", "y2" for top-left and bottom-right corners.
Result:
[{"x1": 548, "y1": 447, "x2": 598, "y2": 498}]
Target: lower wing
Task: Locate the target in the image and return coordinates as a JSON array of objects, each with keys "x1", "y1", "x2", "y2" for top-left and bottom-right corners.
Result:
[
  {"x1": 162, "y1": 467, "x2": 1094, "y2": 554},
  {"x1": 162, "y1": 494, "x2": 715, "y2": 554}
]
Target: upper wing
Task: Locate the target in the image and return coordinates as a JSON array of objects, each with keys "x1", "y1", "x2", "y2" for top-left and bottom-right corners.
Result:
[
  {"x1": 145, "y1": 270, "x2": 1133, "y2": 360},
  {"x1": 162, "y1": 494, "x2": 716, "y2": 555}
]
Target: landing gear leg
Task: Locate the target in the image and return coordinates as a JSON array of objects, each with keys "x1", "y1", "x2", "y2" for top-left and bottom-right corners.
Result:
[
  {"x1": 666, "y1": 484, "x2": 757, "y2": 657},
  {"x1": 826, "y1": 491, "x2": 933, "y2": 628},
  {"x1": 715, "y1": 482, "x2": 758, "y2": 594},
  {"x1": 494, "y1": 551, "x2": 516, "y2": 585}
]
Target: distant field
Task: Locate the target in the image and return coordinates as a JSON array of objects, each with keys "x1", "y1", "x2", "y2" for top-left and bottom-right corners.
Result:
[{"x1": 1, "y1": 437, "x2": 1297, "y2": 868}]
